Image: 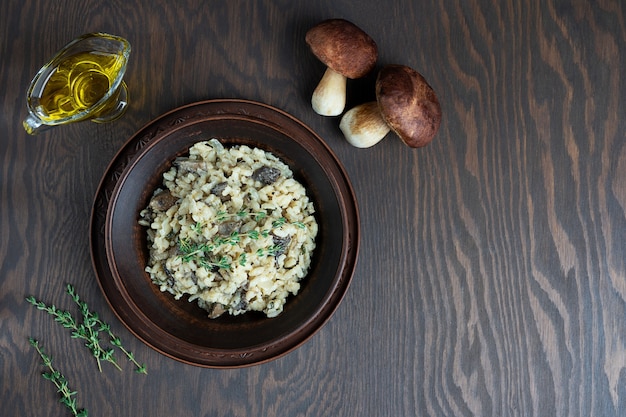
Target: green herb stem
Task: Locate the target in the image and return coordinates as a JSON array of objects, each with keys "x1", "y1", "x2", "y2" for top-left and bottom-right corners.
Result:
[
  {"x1": 29, "y1": 338, "x2": 88, "y2": 417},
  {"x1": 102, "y1": 326, "x2": 148, "y2": 374},
  {"x1": 25, "y1": 295, "x2": 119, "y2": 372},
  {"x1": 180, "y1": 213, "x2": 304, "y2": 270},
  {"x1": 25, "y1": 284, "x2": 147, "y2": 375},
  {"x1": 215, "y1": 209, "x2": 266, "y2": 222},
  {"x1": 66, "y1": 284, "x2": 147, "y2": 374}
]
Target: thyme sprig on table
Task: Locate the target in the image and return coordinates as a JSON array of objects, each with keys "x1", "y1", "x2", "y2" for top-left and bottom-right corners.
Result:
[
  {"x1": 26, "y1": 284, "x2": 147, "y2": 374},
  {"x1": 26, "y1": 294, "x2": 119, "y2": 373},
  {"x1": 66, "y1": 285, "x2": 148, "y2": 374},
  {"x1": 29, "y1": 338, "x2": 88, "y2": 417}
]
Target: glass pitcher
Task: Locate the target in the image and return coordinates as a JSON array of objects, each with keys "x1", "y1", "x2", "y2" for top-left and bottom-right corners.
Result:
[{"x1": 23, "y1": 33, "x2": 131, "y2": 135}]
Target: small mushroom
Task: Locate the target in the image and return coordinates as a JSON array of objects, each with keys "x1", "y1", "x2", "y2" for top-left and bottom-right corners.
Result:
[
  {"x1": 340, "y1": 64, "x2": 442, "y2": 148},
  {"x1": 148, "y1": 190, "x2": 177, "y2": 212},
  {"x1": 173, "y1": 157, "x2": 209, "y2": 173},
  {"x1": 271, "y1": 234, "x2": 292, "y2": 258},
  {"x1": 218, "y1": 220, "x2": 242, "y2": 236},
  {"x1": 305, "y1": 19, "x2": 377, "y2": 116},
  {"x1": 210, "y1": 181, "x2": 231, "y2": 202},
  {"x1": 251, "y1": 166, "x2": 281, "y2": 185},
  {"x1": 207, "y1": 303, "x2": 226, "y2": 319}
]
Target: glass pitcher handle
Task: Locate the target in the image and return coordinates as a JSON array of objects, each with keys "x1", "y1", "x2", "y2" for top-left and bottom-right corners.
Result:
[{"x1": 23, "y1": 113, "x2": 52, "y2": 135}]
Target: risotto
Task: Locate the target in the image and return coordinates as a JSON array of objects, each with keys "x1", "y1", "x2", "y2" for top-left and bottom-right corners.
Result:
[{"x1": 138, "y1": 139, "x2": 318, "y2": 318}]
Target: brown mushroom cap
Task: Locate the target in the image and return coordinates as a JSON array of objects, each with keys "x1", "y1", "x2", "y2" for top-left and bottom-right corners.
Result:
[
  {"x1": 375, "y1": 65, "x2": 442, "y2": 148},
  {"x1": 305, "y1": 19, "x2": 377, "y2": 79}
]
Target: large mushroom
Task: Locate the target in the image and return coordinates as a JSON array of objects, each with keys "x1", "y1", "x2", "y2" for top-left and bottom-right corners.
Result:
[
  {"x1": 305, "y1": 19, "x2": 377, "y2": 116},
  {"x1": 339, "y1": 64, "x2": 442, "y2": 148}
]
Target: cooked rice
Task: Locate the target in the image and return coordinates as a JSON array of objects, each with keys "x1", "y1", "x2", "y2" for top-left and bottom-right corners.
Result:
[{"x1": 138, "y1": 139, "x2": 318, "y2": 318}]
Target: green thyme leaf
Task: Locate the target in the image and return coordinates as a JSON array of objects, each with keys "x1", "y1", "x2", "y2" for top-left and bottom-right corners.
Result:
[
  {"x1": 29, "y1": 338, "x2": 88, "y2": 417},
  {"x1": 26, "y1": 285, "x2": 147, "y2": 375}
]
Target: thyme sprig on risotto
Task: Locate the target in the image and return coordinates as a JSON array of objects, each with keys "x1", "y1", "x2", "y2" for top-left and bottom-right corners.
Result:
[
  {"x1": 178, "y1": 215, "x2": 306, "y2": 270},
  {"x1": 214, "y1": 208, "x2": 306, "y2": 230},
  {"x1": 215, "y1": 209, "x2": 268, "y2": 223},
  {"x1": 29, "y1": 338, "x2": 88, "y2": 417},
  {"x1": 178, "y1": 239, "x2": 231, "y2": 270},
  {"x1": 26, "y1": 284, "x2": 147, "y2": 374}
]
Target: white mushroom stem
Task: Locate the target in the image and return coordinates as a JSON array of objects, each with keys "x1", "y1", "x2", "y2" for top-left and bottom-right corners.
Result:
[
  {"x1": 339, "y1": 101, "x2": 390, "y2": 148},
  {"x1": 311, "y1": 67, "x2": 347, "y2": 116}
]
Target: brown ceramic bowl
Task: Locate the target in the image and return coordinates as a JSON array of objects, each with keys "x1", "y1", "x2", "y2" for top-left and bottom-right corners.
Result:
[{"x1": 90, "y1": 99, "x2": 359, "y2": 368}]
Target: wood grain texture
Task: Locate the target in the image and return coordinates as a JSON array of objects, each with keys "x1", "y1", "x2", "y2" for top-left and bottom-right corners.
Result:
[{"x1": 1, "y1": 0, "x2": 625, "y2": 416}]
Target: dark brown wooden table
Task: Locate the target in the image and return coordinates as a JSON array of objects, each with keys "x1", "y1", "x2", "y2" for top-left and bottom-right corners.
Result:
[{"x1": 2, "y1": 1, "x2": 625, "y2": 416}]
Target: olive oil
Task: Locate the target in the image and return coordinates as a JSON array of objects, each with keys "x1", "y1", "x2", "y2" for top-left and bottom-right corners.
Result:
[
  {"x1": 24, "y1": 33, "x2": 131, "y2": 134},
  {"x1": 35, "y1": 51, "x2": 126, "y2": 122}
]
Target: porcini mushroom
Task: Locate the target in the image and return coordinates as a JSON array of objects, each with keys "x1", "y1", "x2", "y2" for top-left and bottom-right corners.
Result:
[
  {"x1": 305, "y1": 19, "x2": 377, "y2": 116},
  {"x1": 340, "y1": 64, "x2": 442, "y2": 148}
]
